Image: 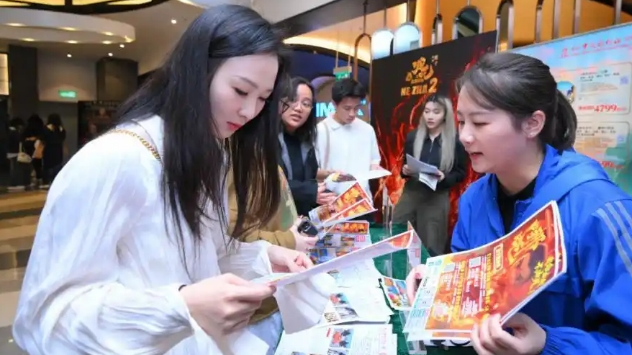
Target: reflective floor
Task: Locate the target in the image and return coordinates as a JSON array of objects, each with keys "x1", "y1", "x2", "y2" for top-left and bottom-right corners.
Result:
[{"x1": 0, "y1": 190, "x2": 45, "y2": 355}]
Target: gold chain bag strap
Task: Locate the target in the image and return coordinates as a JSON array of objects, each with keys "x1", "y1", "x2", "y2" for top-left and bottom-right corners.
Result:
[{"x1": 107, "y1": 129, "x2": 162, "y2": 163}]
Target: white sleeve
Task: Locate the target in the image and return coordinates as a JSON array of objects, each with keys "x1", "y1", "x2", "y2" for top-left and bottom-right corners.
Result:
[
  {"x1": 13, "y1": 135, "x2": 193, "y2": 355},
  {"x1": 370, "y1": 127, "x2": 381, "y2": 165},
  {"x1": 217, "y1": 240, "x2": 273, "y2": 281},
  {"x1": 314, "y1": 122, "x2": 326, "y2": 168}
]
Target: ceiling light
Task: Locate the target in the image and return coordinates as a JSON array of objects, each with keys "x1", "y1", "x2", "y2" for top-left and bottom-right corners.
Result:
[
  {"x1": 22, "y1": 38, "x2": 35, "y2": 41},
  {"x1": 6, "y1": 23, "x2": 25, "y2": 27},
  {"x1": 108, "y1": 52, "x2": 113, "y2": 57},
  {"x1": 119, "y1": 44, "x2": 124, "y2": 48},
  {"x1": 60, "y1": 27, "x2": 76, "y2": 31},
  {"x1": 103, "y1": 31, "x2": 113, "y2": 36},
  {"x1": 67, "y1": 54, "x2": 72, "y2": 58},
  {"x1": 171, "y1": 19, "x2": 177, "y2": 24},
  {"x1": 67, "y1": 40, "x2": 78, "y2": 44},
  {"x1": 102, "y1": 40, "x2": 112, "y2": 44}
]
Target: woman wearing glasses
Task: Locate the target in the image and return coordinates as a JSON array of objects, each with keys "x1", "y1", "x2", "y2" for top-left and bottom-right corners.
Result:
[{"x1": 279, "y1": 77, "x2": 336, "y2": 216}]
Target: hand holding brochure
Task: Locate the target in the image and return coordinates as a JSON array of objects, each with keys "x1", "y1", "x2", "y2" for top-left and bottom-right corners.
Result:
[
  {"x1": 308, "y1": 182, "x2": 376, "y2": 228},
  {"x1": 325, "y1": 168, "x2": 392, "y2": 183},
  {"x1": 404, "y1": 201, "x2": 567, "y2": 340},
  {"x1": 255, "y1": 228, "x2": 419, "y2": 288},
  {"x1": 406, "y1": 154, "x2": 440, "y2": 175}
]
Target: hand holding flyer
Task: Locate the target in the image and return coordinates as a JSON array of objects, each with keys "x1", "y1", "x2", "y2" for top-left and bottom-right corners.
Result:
[
  {"x1": 404, "y1": 201, "x2": 567, "y2": 341},
  {"x1": 308, "y1": 182, "x2": 376, "y2": 228}
]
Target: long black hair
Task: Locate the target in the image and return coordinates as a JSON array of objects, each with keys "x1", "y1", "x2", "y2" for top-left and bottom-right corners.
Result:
[
  {"x1": 115, "y1": 5, "x2": 290, "y2": 257},
  {"x1": 457, "y1": 52, "x2": 576, "y2": 151},
  {"x1": 281, "y1": 76, "x2": 317, "y2": 143}
]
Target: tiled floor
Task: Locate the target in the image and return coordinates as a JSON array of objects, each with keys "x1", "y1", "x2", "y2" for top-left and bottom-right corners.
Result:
[{"x1": 0, "y1": 190, "x2": 45, "y2": 355}]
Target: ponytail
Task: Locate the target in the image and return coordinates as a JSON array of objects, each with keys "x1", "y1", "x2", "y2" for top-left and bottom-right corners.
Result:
[{"x1": 545, "y1": 90, "x2": 577, "y2": 151}]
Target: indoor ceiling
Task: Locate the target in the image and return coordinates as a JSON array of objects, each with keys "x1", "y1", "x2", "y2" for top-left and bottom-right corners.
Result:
[
  {"x1": 286, "y1": 3, "x2": 409, "y2": 64},
  {"x1": 0, "y1": 0, "x2": 206, "y2": 73}
]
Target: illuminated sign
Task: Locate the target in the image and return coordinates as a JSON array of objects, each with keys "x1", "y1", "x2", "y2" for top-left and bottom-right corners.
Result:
[{"x1": 314, "y1": 99, "x2": 368, "y2": 119}]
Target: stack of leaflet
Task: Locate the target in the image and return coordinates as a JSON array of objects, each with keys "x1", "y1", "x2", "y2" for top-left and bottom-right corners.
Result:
[{"x1": 308, "y1": 182, "x2": 377, "y2": 229}]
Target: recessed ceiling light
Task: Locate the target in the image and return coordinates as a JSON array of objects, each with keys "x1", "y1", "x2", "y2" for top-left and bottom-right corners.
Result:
[
  {"x1": 108, "y1": 53, "x2": 113, "y2": 57},
  {"x1": 67, "y1": 40, "x2": 78, "y2": 44},
  {"x1": 7, "y1": 23, "x2": 25, "y2": 27},
  {"x1": 67, "y1": 54, "x2": 72, "y2": 58},
  {"x1": 119, "y1": 44, "x2": 125, "y2": 48},
  {"x1": 60, "y1": 27, "x2": 76, "y2": 31},
  {"x1": 102, "y1": 40, "x2": 112, "y2": 44},
  {"x1": 103, "y1": 31, "x2": 114, "y2": 36},
  {"x1": 171, "y1": 19, "x2": 177, "y2": 24},
  {"x1": 22, "y1": 38, "x2": 35, "y2": 42}
]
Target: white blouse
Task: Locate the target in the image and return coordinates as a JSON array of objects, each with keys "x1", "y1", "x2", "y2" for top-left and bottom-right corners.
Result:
[{"x1": 13, "y1": 116, "x2": 273, "y2": 355}]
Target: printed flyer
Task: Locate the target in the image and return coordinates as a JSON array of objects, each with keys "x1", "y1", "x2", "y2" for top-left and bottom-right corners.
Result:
[{"x1": 404, "y1": 201, "x2": 567, "y2": 339}]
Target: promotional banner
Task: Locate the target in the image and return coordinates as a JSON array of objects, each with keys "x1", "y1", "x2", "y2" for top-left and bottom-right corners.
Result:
[
  {"x1": 513, "y1": 23, "x2": 632, "y2": 194},
  {"x1": 77, "y1": 101, "x2": 120, "y2": 149},
  {"x1": 370, "y1": 31, "x2": 497, "y2": 235}
]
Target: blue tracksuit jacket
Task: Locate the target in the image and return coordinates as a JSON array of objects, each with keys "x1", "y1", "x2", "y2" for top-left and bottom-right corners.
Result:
[{"x1": 452, "y1": 144, "x2": 632, "y2": 354}]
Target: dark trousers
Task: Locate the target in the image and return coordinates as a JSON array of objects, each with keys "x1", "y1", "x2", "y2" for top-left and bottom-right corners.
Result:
[
  {"x1": 43, "y1": 164, "x2": 62, "y2": 185},
  {"x1": 9, "y1": 157, "x2": 32, "y2": 187}
]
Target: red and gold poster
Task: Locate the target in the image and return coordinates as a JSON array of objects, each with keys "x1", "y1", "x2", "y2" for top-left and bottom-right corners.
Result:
[{"x1": 370, "y1": 32, "x2": 497, "y2": 238}]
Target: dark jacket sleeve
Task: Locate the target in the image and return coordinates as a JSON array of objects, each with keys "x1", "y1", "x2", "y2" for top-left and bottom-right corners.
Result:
[
  {"x1": 282, "y1": 149, "x2": 319, "y2": 216},
  {"x1": 438, "y1": 139, "x2": 467, "y2": 189},
  {"x1": 400, "y1": 132, "x2": 416, "y2": 179}
]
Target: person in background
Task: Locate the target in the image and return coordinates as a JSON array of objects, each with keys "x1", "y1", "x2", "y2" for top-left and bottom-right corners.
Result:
[
  {"x1": 406, "y1": 52, "x2": 632, "y2": 355},
  {"x1": 226, "y1": 165, "x2": 317, "y2": 355},
  {"x1": 14, "y1": 5, "x2": 313, "y2": 355},
  {"x1": 279, "y1": 76, "x2": 336, "y2": 215},
  {"x1": 315, "y1": 78, "x2": 380, "y2": 219},
  {"x1": 394, "y1": 94, "x2": 467, "y2": 256},
  {"x1": 40, "y1": 113, "x2": 67, "y2": 189},
  {"x1": 7, "y1": 117, "x2": 31, "y2": 192},
  {"x1": 22, "y1": 114, "x2": 44, "y2": 188}
]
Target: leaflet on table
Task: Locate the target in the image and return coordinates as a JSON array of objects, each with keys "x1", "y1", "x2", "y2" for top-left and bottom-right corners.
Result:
[
  {"x1": 328, "y1": 259, "x2": 383, "y2": 288},
  {"x1": 321, "y1": 287, "x2": 393, "y2": 326},
  {"x1": 406, "y1": 221, "x2": 423, "y2": 269},
  {"x1": 309, "y1": 182, "x2": 376, "y2": 228},
  {"x1": 406, "y1": 154, "x2": 440, "y2": 175},
  {"x1": 380, "y1": 276, "x2": 411, "y2": 311},
  {"x1": 310, "y1": 233, "x2": 373, "y2": 265},
  {"x1": 325, "y1": 168, "x2": 392, "y2": 183},
  {"x1": 274, "y1": 324, "x2": 396, "y2": 355},
  {"x1": 260, "y1": 228, "x2": 417, "y2": 287},
  {"x1": 404, "y1": 201, "x2": 566, "y2": 338}
]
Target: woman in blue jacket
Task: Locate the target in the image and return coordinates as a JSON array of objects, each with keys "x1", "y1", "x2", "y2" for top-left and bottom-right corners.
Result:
[{"x1": 406, "y1": 52, "x2": 632, "y2": 355}]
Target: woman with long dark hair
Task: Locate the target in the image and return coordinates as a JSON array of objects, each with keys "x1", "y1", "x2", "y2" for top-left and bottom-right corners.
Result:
[
  {"x1": 394, "y1": 94, "x2": 466, "y2": 256},
  {"x1": 14, "y1": 5, "x2": 313, "y2": 355},
  {"x1": 279, "y1": 76, "x2": 335, "y2": 215},
  {"x1": 23, "y1": 114, "x2": 44, "y2": 187},
  {"x1": 406, "y1": 52, "x2": 632, "y2": 355}
]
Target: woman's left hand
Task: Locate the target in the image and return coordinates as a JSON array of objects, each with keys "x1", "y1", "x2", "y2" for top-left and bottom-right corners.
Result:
[
  {"x1": 267, "y1": 245, "x2": 314, "y2": 273},
  {"x1": 471, "y1": 313, "x2": 546, "y2": 355},
  {"x1": 435, "y1": 170, "x2": 445, "y2": 182}
]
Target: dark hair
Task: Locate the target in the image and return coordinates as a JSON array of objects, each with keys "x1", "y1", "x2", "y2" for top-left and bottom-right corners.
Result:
[
  {"x1": 457, "y1": 52, "x2": 576, "y2": 151},
  {"x1": 331, "y1": 78, "x2": 366, "y2": 104},
  {"x1": 24, "y1": 114, "x2": 44, "y2": 138},
  {"x1": 281, "y1": 76, "x2": 317, "y2": 143},
  {"x1": 47, "y1": 113, "x2": 63, "y2": 132},
  {"x1": 115, "y1": 5, "x2": 290, "y2": 263}
]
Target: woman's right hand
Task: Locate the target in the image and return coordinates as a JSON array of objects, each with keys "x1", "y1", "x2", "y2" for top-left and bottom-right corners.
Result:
[
  {"x1": 180, "y1": 273, "x2": 275, "y2": 337},
  {"x1": 405, "y1": 264, "x2": 426, "y2": 303},
  {"x1": 316, "y1": 183, "x2": 336, "y2": 205},
  {"x1": 402, "y1": 164, "x2": 413, "y2": 176}
]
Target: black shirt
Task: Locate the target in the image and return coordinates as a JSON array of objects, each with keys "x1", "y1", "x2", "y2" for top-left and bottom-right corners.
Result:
[
  {"x1": 283, "y1": 132, "x2": 305, "y2": 181},
  {"x1": 418, "y1": 134, "x2": 442, "y2": 166},
  {"x1": 496, "y1": 178, "x2": 536, "y2": 233}
]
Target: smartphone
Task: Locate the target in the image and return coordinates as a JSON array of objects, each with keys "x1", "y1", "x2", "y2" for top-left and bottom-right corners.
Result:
[{"x1": 298, "y1": 219, "x2": 319, "y2": 236}]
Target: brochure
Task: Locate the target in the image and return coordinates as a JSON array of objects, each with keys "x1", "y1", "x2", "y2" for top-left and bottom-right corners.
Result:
[
  {"x1": 254, "y1": 228, "x2": 418, "y2": 287},
  {"x1": 406, "y1": 154, "x2": 440, "y2": 175},
  {"x1": 403, "y1": 201, "x2": 566, "y2": 340},
  {"x1": 320, "y1": 221, "x2": 370, "y2": 238},
  {"x1": 321, "y1": 287, "x2": 393, "y2": 326},
  {"x1": 328, "y1": 260, "x2": 384, "y2": 288},
  {"x1": 309, "y1": 182, "x2": 376, "y2": 228},
  {"x1": 274, "y1": 324, "x2": 396, "y2": 355}
]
